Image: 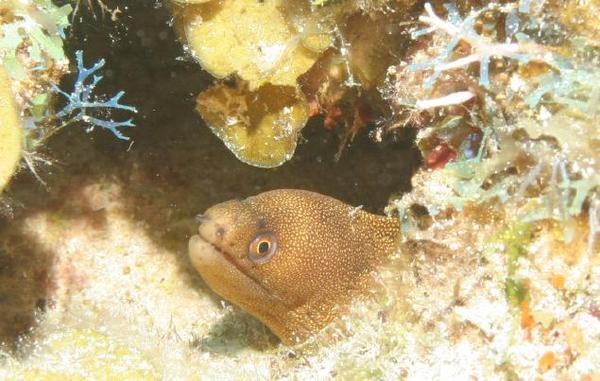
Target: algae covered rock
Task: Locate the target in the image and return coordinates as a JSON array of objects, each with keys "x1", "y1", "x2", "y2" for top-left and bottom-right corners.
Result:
[
  {"x1": 5, "y1": 328, "x2": 158, "y2": 380},
  {"x1": 179, "y1": 0, "x2": 332, "y2": 90},
  {"x1": 0, "y1": 66, "x2": 22, "y2": 192},
  {"x1": 196, "y1": 82, "x2": 309, "y2": 167}
]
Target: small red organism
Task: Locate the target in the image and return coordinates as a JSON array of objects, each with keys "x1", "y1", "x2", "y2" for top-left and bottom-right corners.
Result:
[
  {"x1": 591, "y1": 304, "x2": 600, "y2": 320},
  {"x1": 520, "y1": 300, "x2": 535, "y2": 340},
  {"x1": 550, "y1": 274, "x2": 565, "y2": 290},
  {"x1": 323, "y1": 104, "x2": 343, "y2": 129},
  {"x1": 307, "y1": 99, "x2": 321, "y2": 118},
  {"x1": 538, "y1": 351, "x2": 556, "y2": 373},
  {"x1": 425, "y1": 143, "x2": 457, "y2": 169}
]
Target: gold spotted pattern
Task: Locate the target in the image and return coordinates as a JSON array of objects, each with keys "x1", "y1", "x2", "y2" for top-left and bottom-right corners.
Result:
[{"x1": 189, "y1": 189, "x2": 400, "y2": 344}]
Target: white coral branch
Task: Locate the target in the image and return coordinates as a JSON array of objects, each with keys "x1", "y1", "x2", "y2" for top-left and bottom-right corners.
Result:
[
  {"x1": 413, "y1": 3, "x2": 549, "y2": 88},
  {"x1": 415, "y1": 91, "x2": 475, "y2": 109}
]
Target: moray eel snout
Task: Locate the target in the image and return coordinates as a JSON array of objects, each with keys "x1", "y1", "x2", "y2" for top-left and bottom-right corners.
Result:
[{"x1": 189, "y1": 189, "x2": 400, "y2": 344}]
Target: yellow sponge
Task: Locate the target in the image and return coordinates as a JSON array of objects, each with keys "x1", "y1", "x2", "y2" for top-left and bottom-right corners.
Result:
[{"x1": 0, "y1": 66, "x2": 22, "y2": 192}]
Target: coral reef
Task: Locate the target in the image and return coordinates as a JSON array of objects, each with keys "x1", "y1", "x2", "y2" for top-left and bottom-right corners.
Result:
[
  {"x1": 380, "y1": 1, "x2": 600, "y2": 378},
  {"x1": 384, "y1": 0, "x2": 600, "y2": 251},
  {"x1": 0, "y1": 0, "x2": 598, "y2": 380}
]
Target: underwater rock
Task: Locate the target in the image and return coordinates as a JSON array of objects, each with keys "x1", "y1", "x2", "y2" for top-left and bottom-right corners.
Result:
[
  {"x1": 196, "y1": 82, "x2": 309, "y2": 168},
  {"x1": 0, "y1": 67, "x2": 22, "y2": 192},
  {"x1": 3, "y1": 328, "x2": 158, "y2": 379}
]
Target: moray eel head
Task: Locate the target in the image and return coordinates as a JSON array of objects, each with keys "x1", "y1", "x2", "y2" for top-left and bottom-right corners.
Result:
[{"x1": 189, "y1": 189, "x2": 399, "y2": 344}]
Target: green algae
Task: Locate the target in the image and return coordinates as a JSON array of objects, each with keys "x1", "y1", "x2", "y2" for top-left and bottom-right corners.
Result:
[
  {"x1": 490, "y1": 222, "x2": 533, "y2": 306},
  {"x1": 494, "y1": 223, "x2": 533, "y2": 274},
  {"x1": 173, "y1": 0, "x2": 416, "y2": 167},
  {"x1": 5, "y1": 329, "x2": 159, "y2": 381},
  {"x1": 0, "y1": 0, "x2": 70, "y2": 80},
  {"x1": 505, "y1": 278, "x2": 528, "y2": 306},
  {"x1": 0, "y1": 0, "x2": 72, "y2": 193}
]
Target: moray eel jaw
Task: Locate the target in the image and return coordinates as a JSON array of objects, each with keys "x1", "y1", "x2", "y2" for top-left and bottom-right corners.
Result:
[
  {"x1": 188, "y1": 233, "x2": 269, "y2": 305},
  {"x1": 188, "y1": 210, "x2": 304, "y2": 343},
  {"x1": 189, "y1": 230, "x2": 272, "y2": 301},
  {"x1": 188, "y1": 235, "x2": 231, "y2": 282}
]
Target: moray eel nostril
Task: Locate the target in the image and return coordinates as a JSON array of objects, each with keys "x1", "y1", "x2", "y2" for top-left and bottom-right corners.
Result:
[
  {"x1": 194, "y1": 213, "x2": 209, "y2": 223},
  {"x1": 189, "y1": 189, "x2": 400, "y2": 344}
]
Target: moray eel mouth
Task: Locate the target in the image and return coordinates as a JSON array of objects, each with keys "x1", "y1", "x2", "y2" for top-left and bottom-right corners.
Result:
[
  {"x1": 188, "y1": 233, "x2": 271, "y2": 296},
  {"x1": 189, "y1": 234, "x2": 245, "y2": 278}
]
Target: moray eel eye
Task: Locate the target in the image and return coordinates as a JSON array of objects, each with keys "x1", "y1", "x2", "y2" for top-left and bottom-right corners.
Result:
[{"x1": 248, "y1": 232, "x2": 277, "y2": 264}]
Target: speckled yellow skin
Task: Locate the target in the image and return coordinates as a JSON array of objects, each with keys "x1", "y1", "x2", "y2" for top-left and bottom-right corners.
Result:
[{"x1": 189, "y1": 189, "x2": 400, "y2": 344}]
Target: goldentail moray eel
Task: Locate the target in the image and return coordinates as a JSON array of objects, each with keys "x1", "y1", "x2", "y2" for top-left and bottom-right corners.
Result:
[{"x1": 189, "y1": 189, "x2": 400, "y2": 344}]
